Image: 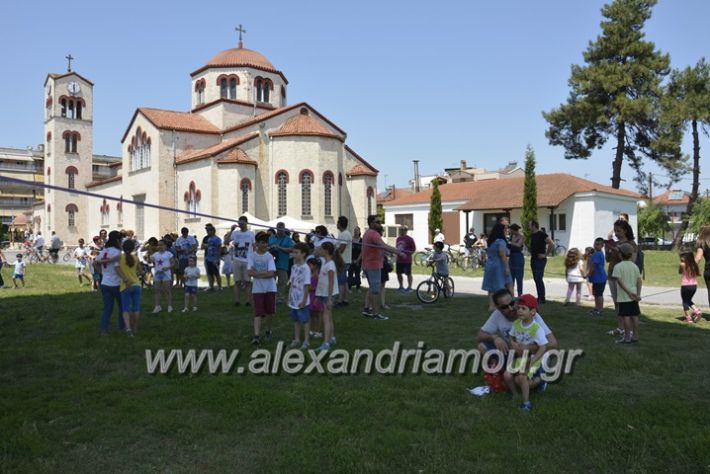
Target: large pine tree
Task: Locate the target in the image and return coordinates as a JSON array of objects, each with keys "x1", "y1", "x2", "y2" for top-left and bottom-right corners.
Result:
[
  {"x1": 428, "y1": 180, "x2": 443, "y2": 243},
  {"x1": 521, "y1": 145, "x2": 538, "y2": 247},
  {"x1": 543, "y1": 0, "x2": 671, "y2": 190},
  {"x1": 657, "y1": 59, "x2": 710, "y2": 247}
]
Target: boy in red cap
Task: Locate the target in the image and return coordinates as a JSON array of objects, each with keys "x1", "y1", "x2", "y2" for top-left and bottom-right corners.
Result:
[{"x1": 503, "y1": 294, "x2": 549, "y2": 412}]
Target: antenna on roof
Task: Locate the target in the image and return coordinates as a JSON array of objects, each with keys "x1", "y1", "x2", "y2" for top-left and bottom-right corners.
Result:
[{"x1": 235, "y1": 24, "x2": 247, "y2": 48}]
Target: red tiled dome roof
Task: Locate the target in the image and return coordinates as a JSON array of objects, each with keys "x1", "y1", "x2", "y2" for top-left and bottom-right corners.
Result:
[
  {"x1": 206, "y1": 47, "x2": 277, "y2": 72},
  {"x1": 270, "y1": 108, "x2": 344, "y2": 141}
]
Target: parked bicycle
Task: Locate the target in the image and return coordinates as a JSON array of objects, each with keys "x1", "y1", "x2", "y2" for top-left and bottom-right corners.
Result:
[
  {"x1": 416, "y1": 265, "x2": 455, "y2": 304},
  {"x1": 553, "y1": 239, "x2": 567, "y2": 256},
  {"x1": 457, "y1": 246, "x2": 487, "y2": 270},
  {"x1": 61, "y1": 246, "x2": 76, "y2": 263}
]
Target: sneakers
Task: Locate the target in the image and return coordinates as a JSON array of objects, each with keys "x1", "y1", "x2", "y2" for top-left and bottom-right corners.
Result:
[
  {"x1": 362, "y1": 308, "x2": 374, "y2": 318},
  {"x1": 309, "y1": 331, "x2": 323, "y2": 338},
  {"x1": 152, "y1": 306, "x2": 162, "y2": 314},
  {"x1": 329, "y1": 336, "x2": 337, "y2": 345},
  {"x1": 193, "y1": 307, "x2": 198, "y2": 312},
  {"x1": 317, "y1": 342, "x2": 331, "y2": 352},
  {"x1": 181, "y1": 307, "x2": 189, "y2": 313},
  {"x1": 300, "y1": 341, "x2": 310, "y2": 350},
  {"x1": 519, "y1": 401, "x2": 533, "y2": 412},
  {"x1": 535, "y1": 380, "x2": 548, "y2": 393},
  {"x1": 588, "y1": 309, "x2": 603, "y2": 316},
  {"x1": 405, "y1": 288, "x2": 414, "y2": 293},
  {"x1": 288, "y1": 340, "x2": 301, "y2": 349},
  {"x1": 373, "y1": 314, "x2": 389, "y2": 321},
  {"x1": 397, "y1": 287, "x2": 406, "y2": 293},
  {"x1": 250, "y1": 336, "x2": 260, "y2": 346},
  {"x1": 265, "y1": 330, "x2": 273, "y2": 342},
  {"x1": 167, "y1": 306, "x2": 173, "y2": 313},
  {"x1": 607, "y1": 328, "x2": 624, "y2": 336},
  {"x1": 125, "y1": 329, "x2": 134, "y2": 337}
]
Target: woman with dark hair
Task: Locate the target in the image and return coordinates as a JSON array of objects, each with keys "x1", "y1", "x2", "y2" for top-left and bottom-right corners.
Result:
[
  {"x1": 606, "y1": 219, "x2": 638, "y2": 338},
  {"x1": 508, "y1": 223, "x2": 525, "y2": 296},
  {"x1": 694, "y1": 224, "x2": 710, "y2": 307},
  {"x1": 98, "y1": 231, "x2": 126, "y2": 335},
  {"x1": 482, "y1": 223, "x2": 513, "y2": 311}
]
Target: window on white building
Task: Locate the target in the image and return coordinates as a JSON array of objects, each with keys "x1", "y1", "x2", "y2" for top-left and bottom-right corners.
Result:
[
  {"x1": 301, "y1": 171, "x2": 313, "y2": 217},
  {"x1": 277, "y1": 172, "x2": 288, "y2": 217}
]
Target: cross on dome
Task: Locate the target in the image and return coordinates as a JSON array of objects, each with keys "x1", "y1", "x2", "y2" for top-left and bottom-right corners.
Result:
[
  {"x1": 65, "y1": 54, "x2": 74, "y2": 72},
  {"x1": 235, "y1": 24, "x2": 247, "y2": 49}
]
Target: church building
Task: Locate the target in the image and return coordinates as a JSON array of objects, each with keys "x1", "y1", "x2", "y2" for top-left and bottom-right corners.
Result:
[{"x1": 35, "y1": 36, "x2": 378, "y2": 240}]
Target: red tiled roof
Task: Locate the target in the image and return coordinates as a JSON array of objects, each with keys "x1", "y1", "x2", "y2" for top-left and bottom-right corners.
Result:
[
  {"x1": 222, "y1": 102, "x2": 347, "y2": 137},
  {"x1": 191, "y1": 47, "x2": 288, "y2": 83},
  {"x1": 11, "y1": 214, "x2": 29, "y2": 225},
  {"x1": 347, "y1": 164, "x2": 377, "y2": 177},
  {"x1": 177, "y1": 133, "x2": 259, "y2": 165},
  {"x1": 121, "y1": 108, "x2": 221, "y2": 143},
  {"x1": 383, "y1": 173, "x2": 640, "y2": 208},
  {"x1": 377, "y1": 187, "x2": 414, "y2": 203},
  {"x1": 216, "y1": 148, "x2": 257, "y2": 165},
  {"x1": 86, "y1": 175, "x2": 123, "y2": 188},
  {"x1": 654, "y1": 190, "x2": 690, "y2": 205},
  {"x1": 269, "y1": 108, "x2": 344, "y2": 141},
  {"x1": 345, "y1": 145, "x2": 378, "y2": 175}
]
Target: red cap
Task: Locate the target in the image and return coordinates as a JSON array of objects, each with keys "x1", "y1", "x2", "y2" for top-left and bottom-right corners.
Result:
[{"x1": 517, "y1": 294, "x2": 539, "y2": 310}]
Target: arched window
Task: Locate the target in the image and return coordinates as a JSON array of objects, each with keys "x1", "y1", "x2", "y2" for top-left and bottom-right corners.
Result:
[
  {"x1": 59, "y1": 96, "x2": 84, "y2": 119},
  {"x1": 229, "y1": 78, "x2": 237, "y2": 100},
  {"x1": 100, "y1": 199, "x2": 110, "y2": 226},
  {"x1": 194, "y1": 79, "x2": 206, "y2": 105},
  {"x1": 129, "y1": 129, "x2": 151, "y2": 171},
  {"x1": 367, "y1": 186, "x2": 375, "y2": 216},
  {"x1": 63, "y1": 131, "x2": 80, "y2": 153},
  {"x1": 276, "y1": 171, "x2": 288, "y2": 217},
  {"x1": 240, "y1": 178, "x2": 251, "y2": 213},
  {"x1": 185, "y1": 181, "x2": 201, "y2": 217},
  {"x1": 323, "y1": 172, "x2": 334, "y2": 216},
  {"x1": 300, "y1": 170, "x2": 313, "y2": 217},
  {"x1": 220, "y1": 78, "x2": 228, "y2": 99},
  {"x1": 66, "y1": 204, "x2": 78, "y2": 227},
  {"x1": 66, "y1": 166, "x2": 78, "y2": 189},
  {"x1": 255, "y1": 77, "x2": 272, "y2": 103},
  {"x1": 60, "y1": 98, "x2": 67, "y2": 117}
]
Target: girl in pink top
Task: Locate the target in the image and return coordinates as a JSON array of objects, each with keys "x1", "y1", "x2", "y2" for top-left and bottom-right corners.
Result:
[{"x1": 679, "y1": 251, "x2": 702, "y2": 323}]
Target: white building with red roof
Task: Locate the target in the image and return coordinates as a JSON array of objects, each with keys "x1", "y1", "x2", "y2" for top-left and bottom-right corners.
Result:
[
  {"x1": 36, "y1": 40, "x2": 377, "y2": 240},
  {"x1": 382, "y1": 173, "x2": 641, "y2": 251}
]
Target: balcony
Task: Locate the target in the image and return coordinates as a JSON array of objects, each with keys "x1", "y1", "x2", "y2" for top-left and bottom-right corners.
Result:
[
  {"x1": 0, "y1": 197, "x2": 34, "y2": 208},
  {"x1": 0, "y1": 162, "x2": 42, "y2": 173}
]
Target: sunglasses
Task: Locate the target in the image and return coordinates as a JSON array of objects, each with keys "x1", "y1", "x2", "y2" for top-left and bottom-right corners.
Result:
[{"x1": 497, "y1": 300, "x2": 517, "y2": 310}]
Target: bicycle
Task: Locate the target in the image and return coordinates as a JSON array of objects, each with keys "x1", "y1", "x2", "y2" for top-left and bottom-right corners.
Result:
[
  {"x1": 457, "y1": 247, "x2": 487, "y2": 271},
  {"x1": 553, "y1": 239, "x2": 567, "y2": 257},
  {"x1": 61, "y1": 246, "x2": 76, "y2": 263},
  {"x1": 416, "y1": 265, "x2": 455, "y2": 304},
  {"x1": 27, "y1": 247, "x2": 48, "y2": 264}
]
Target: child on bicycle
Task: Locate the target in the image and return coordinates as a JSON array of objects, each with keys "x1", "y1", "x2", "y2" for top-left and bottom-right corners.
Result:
[{"x1": 429, "y1": 241, "x2": 450, "y2": 293}]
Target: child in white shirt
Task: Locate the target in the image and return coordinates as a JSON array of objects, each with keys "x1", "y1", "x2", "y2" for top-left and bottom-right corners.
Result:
[
  {"x1": 182, "y1": 257, "x2": 201, "y2": 312},
  {"x1": 13, "y1": 254, "x2": 27, "y2": 288}
]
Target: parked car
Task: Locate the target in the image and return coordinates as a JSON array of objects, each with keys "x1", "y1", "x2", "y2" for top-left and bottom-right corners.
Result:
[
  {"x1": 640, "y1": 236, "x2": 673, "y2": 250},
  {"x1": 0, "y1": 241, "x2": 10, "y2": 250}
]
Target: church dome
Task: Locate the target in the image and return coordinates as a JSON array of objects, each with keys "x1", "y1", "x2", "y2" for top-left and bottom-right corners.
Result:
[{"x1": 206, "y1": 47, "x2": 278, "y2": 73}]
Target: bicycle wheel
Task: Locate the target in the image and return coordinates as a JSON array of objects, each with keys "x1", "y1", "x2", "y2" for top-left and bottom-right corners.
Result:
[
  {"x1": 63, "y1": 251, "x2": 71, "y2": 262},
  {"x1": 443, "y1": 277, "x2": 455, "y2": 298},
  {"x1": 555, "y1": 245, "x2": 567, "y2": 257},
  {"x1": 456, "y1": 255, "x2": 470, "y2": 271},
  {"x1": 416, "y1": 279, "x2": 440, "y2": 304}
]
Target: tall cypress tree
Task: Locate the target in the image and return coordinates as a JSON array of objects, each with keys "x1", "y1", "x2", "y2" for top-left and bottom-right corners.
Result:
[
  {"x1": 428, "y1": 180, "x2": 443, "y2": 243},
  {"x1": 521, "y1": 145, "x2": 538, "y2": 247},
  {"x1": 543, "y1": 0, "x2": 671, "y2": 190},
  {"x1": 656, "y1": 59, "x2": 710, "y2": 247}
]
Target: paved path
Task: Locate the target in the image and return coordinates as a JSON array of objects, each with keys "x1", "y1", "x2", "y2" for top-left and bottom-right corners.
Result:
[{"x1": 405, "y1": 273, "x2": 706, "y2": 308}]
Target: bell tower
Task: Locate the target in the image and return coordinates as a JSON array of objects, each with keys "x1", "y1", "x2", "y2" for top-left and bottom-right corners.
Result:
[{"x1": 43, "y1": 55, "x2": 94, "y2": 240}]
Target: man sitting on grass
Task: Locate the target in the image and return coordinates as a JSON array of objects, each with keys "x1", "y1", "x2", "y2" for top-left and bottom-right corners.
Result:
[{"x1": 477, "y1": 289, "x2": 557, "y2": 392}]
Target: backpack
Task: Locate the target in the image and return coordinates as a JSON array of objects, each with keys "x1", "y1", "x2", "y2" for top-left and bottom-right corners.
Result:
[{"x1": 635, "y1": 248, "x2": 645, "y2": 279}]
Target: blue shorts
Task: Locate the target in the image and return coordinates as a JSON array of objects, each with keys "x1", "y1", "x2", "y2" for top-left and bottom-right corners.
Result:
[
  {"x1": 337, "y1": 264, "x2": 350, "y2": 286},
  {"x1": 121, "y1": 285, "x2": 142, "y2": 313},
  {"x1": 13, "y1": 274, "x2": 24, "y2": 280},
  {"x1": 185, "y1": 285, "x2": 197, "y2": 295},
  {"x1": 154, "y1": 270, "x2": 172, "y2": 282},
  {"x1": 317, "y1": 295, "x2": 333, "y2": 305},
  {"x1": 364, "y1": 269, "x2": 382, "y2": 295},
  {"x1": 290, "y1": 307, "x2": 310, "y2": 323}
]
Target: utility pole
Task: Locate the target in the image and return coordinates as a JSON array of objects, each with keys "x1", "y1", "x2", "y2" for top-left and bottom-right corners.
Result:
[{"x1": 648, "y1": 173, "x2": 653, "y2": 202}]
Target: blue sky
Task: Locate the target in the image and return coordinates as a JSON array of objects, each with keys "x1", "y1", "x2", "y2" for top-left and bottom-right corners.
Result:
[{"x1": 2, "y1": 0, "x2": 709, "y2": 194}]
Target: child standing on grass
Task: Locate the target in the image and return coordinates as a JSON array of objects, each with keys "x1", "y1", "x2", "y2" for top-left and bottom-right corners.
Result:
[
  {"x1": 182, "y1": 256, "x2": 200, "y2": 312},
  {"x1": 611, "y1": 243, "x2": 642, "y2": 344},
  {"x1": 12, "y1": 254, "x2": 26, "y2": 288},
  {"x1": 248, "y1": 232, "x2": 277, "y2": 345},
  {"x1": 221, "y1": 246, "x2": 233, "y2": 289},
  {"x1": 502, "y1": 294, "x2": 548, "y2": 412},
  {"x1": 117, "y1": 239, "x2": 142, "y2": 336},
  {"x1": 564, "y1": 248, "x2": 585, "y2": 305},
  {"x1": 74, "y1": 239, "x2": 91, "y2": 286},
  {"x1": 307, "y1": 257, "x2": 323, "y2": 339},
  {"x1": 587, "y1": 238, "x2": 608, "y2": 316},
  {"x1": 582, "y1": 247, "x2": 595, "y2": 300},
  {"x1": 679, "y1": 251, "x2": 702, "y2": 323},
  {"x1": 288, "y1": 243, "x2": 312, "y2": 349},
  {"x1": 151, "y1": 240, "x2": 175, "y2": 314},
  {"x1": 315, "y1": 241, "x2": 341, "y2": 352}
]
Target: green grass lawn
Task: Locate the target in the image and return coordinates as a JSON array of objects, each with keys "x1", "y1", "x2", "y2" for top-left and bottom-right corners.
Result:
[
  {"x1": 2, "y1": 265, "x2": 710, "y2": 472},
  {"x1": 413, "y1": 250, "x2": 707, "y2": 288}
]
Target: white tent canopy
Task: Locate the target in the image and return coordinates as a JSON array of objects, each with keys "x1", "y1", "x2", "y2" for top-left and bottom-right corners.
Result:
[{"x1": 266, "y1": 216, "x2": 317, "y2": 233}]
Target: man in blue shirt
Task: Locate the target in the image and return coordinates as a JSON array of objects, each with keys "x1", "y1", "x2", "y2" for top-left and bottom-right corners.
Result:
[
  {"x1": 201, "y1": 223, "x2": 222, "y2": 291},
  {"x1": 268, "y1": 222, "x2": 294, "y2": 303}
]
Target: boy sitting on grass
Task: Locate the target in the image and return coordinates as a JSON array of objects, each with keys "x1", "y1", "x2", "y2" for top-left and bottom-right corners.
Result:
[{"x1": 503, "y1": 294, "x2": 548, "y2": 412}]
